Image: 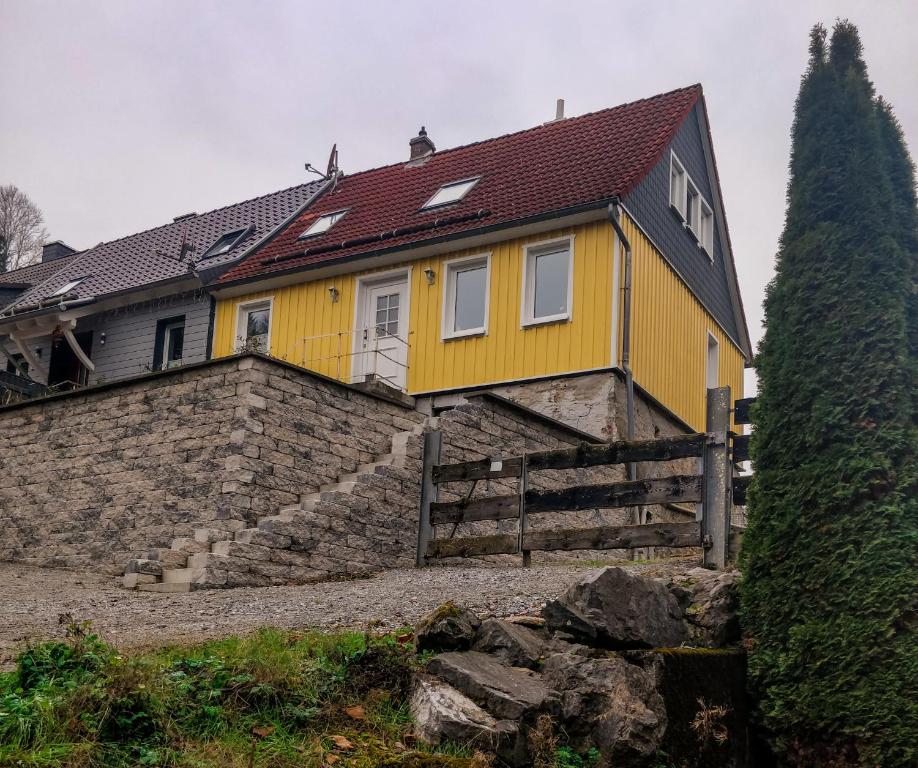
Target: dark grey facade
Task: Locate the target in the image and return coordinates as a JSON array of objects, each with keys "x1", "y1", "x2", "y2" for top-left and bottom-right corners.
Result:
[{"x1": 623, "y1": 102, "x2": 741, "y2": 346}]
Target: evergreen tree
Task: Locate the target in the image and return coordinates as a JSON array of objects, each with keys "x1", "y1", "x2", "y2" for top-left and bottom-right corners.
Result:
[{"x1": 740, "y1": 21, "x2": 917, "y2": 766}]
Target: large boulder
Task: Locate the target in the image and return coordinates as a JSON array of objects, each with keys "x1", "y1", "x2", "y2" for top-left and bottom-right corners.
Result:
[
  {"x1": 426, "y1": 651, "x2": 560, "y2": 721},
  {"x1": 415, "y1": 602, "x2": 481, "y2": 652},
  {"x1": 472, "y1": 618, "x2": 547, "y2": 669},
  {"x1": 543, "y1": 567, "x2": 687, "y2": 649},
  {"x1": 666, "y1": 568, "x2": 741, "y2": 647},
  {"x1": 542, "y1": 650, "x2": 667, "y2": 765},
  {"x1": 410, "y1": 673, "x2": 518, "y2": 750}
]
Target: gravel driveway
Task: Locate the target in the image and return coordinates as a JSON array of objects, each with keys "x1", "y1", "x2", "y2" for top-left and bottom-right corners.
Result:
[{"x1": 0, "y1": 557, "x2": 697, "y2": 667}]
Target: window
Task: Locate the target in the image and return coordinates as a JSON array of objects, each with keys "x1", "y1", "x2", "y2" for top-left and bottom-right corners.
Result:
[
  {"x1": 202, "y1": 228, "x2": 249, "y2": 259},
  {"x1": 443, "y1": 254, "x2": 490, "y2": 339},
  {"x1": 422, "y1": 177, "x2": 479, "y2": 210},
  {"x1": 50, "y1": 277, "x2": 87, "y2": 297},
  {"x1": 298, "y1": 210, "x2": 347, "y2": 239},
  {"x1": 699, "y1": 200, "x2": 714, "y2": 256},
  {"x1": 670, "y1": 154, "x2": 686, "y2": 216},
  {"x1": 706, "y1": 332, "x2": 719, "y2": 390},
  {"x1": 236, "y1": 299, "x2": 272, "y2": 352},
  {"x1": 522, "y1": 237, "x2": 573, "y2": 326},
  {"x1": 153, "y1": 315, "x2": 186, "y2": 370},
  {"x1": 671, "y1": 151, "x2": 714, "y2": 254}
]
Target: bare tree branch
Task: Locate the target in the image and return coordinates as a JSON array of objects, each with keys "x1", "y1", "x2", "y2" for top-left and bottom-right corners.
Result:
[{"x1": 0, "y1": 185, "x2": 49, "y2": 273}]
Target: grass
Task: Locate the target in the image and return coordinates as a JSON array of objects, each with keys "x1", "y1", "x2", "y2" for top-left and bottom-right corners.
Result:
[{"x1": 0, "y1": 618, "x2": 475, "y2": 768}]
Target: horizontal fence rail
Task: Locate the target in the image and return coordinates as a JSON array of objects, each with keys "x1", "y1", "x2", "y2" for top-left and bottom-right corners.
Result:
[{"x1": 417, "y1": 387, "x2": 753, "y2": 571}]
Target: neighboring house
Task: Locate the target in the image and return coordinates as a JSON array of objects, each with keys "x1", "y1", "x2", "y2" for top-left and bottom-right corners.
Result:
[
  {"x1": 210, "y1": 85, "x2": 750, "y2": 434},
  {"x1": 0, "y1": 182, "x2": 325, "y2": 389}
]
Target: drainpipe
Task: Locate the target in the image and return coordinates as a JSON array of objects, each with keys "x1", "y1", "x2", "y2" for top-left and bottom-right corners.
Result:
[{"x1": 606, "y1": 202, "x2": 636, "y2": 472}]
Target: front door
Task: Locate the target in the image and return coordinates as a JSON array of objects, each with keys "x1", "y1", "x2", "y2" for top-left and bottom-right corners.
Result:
[{"x1": 355, "y1": 275, "x2": 409, "y2": 390}]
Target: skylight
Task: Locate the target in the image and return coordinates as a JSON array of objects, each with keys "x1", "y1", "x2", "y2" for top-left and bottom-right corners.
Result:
[
  {"x1": 202, "y1": 228, "x2": 249, "y2": 259},
  {"x1": 50, "y1": 277, "x2": 88, "y2": 297},
  {"x1": 422, "y1": 178, "x2": 480, "y2": 210},
  {"x1": 298, "y1": 210, "x2": 348, "y2": 239}
]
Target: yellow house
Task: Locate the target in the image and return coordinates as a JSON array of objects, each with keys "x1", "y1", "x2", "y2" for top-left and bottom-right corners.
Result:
[{"x1": 210, "y1": 86, "x2": 750, "y2": 437}]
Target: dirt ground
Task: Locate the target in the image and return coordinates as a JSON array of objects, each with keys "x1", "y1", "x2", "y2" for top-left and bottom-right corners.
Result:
[{"x1": 0, "y1": 557, "x2": 697, "y2": 667}]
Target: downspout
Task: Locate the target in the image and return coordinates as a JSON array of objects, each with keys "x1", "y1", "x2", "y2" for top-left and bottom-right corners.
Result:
[{"x1": 606, "y1": 202, "x2": 636, "y2": 471}]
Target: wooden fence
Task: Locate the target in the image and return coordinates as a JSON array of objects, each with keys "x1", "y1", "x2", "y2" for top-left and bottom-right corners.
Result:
[{"x1": 417, "y1": 386, "x2": 754, "y2": 570}]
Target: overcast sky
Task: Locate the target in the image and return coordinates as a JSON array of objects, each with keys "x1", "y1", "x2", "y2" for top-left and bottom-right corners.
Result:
[{"x1": 2, "y1": 0, "x2": 916, "y2": 392}]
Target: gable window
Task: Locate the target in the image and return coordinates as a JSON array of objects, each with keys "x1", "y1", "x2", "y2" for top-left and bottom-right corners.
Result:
[
  {"x1": 522, "y1": 237, "x2": 573, "y2": 326},
  {"x1": 422, "y1": 177, "x2": 479, "y2": 210},
  {"x1": 153, "y1": 315, "x2": 186, "y2": 370},
  {"x1": 670, "y1": 154, "x2": 687, "y2": 216},
  {"x1": 236, "y1": 299, "x2": 272, "y2": 353},
  {"x1": 50, "y1": 277, "x2": 88, "y2": 297},
  {"x1": 443, "y1": 254, "x2": 490, "y2": 339},
  {"x1": 202, "y1": 228, "x2": 250, "y2": 259},
  {"x1": 699, "y1": 200, "x2": 714, "y2": 257},
  {"x1": 686, "y1": 179, "x2": 700, "y2": 233},
  {"x1": 299, "y1": 210, "x2": 347, "y2": 239}
]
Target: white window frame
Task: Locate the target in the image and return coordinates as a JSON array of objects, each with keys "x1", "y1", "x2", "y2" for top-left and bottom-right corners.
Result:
[
  {"x1": 669, "y1": 152, "x2": 687, "y2": 217},
  {"x1": 235, "y1": 297, "x2": 274, "y2": 353},
  {"x1": 441, "y1": 252, "x2": 491, "y2": 340},
  {"x1": 298, "y1": 209, "x2": 348, "y2": 240},
  {"x1": 161, "y1": 319, "x2": 186, "y2": 369},
  {"x1": 521, "y1": 235, "x2": 575, "y2": 327},
  {"x1": 421, "y1": 177, "x2": 480, "y2": 210},
  {"x1": 706, "y1": 331, "x2": 720, "y2": 391},
  {"x1": 699, "y1": 199, "x2": 714, "y2": 259}
]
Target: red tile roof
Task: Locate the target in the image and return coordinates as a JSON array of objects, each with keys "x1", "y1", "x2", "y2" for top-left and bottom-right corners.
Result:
[{"x1": 220, "y1": 85, "x2": 701, "y2": 285}]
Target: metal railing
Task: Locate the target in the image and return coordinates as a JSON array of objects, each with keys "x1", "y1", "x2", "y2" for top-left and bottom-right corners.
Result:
[{"x1": 296, "y1": 329, "x2": 411, "y2": 391}]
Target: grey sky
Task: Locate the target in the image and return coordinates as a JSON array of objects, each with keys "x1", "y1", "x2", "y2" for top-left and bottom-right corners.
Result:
[{"x1": 2, "y1": 0, "x2": 916, "y2": 393}]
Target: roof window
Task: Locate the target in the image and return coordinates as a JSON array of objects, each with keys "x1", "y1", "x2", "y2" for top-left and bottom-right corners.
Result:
[
  {"x1": 50, "y1": 277, "x2": 88, "y2": 297},
  {"x1": 298, "y1": 210, "x2": 348, "y2": 239},
  {"x1": 421, "y1": 177, "x2": 480, "y2": 210},
  {"x1": 202, "y1": 228, "x2": 250, "y2": 259}
]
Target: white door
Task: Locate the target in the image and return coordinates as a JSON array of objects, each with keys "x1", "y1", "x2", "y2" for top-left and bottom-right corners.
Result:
[{"x1": 356, "y1": 276, "x2": 409, "y2": 390}]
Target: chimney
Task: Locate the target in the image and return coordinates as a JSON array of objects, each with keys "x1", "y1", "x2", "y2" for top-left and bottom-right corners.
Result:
[
  {"x1": 41, "y1": 240, "x2": 78, "y2": 263},
  {"x1": 409, "y1": 126, "x2": 436, "y2": 161},
  {"x1": 555, "y1": 98, "x2": 565, "y2": 120}
]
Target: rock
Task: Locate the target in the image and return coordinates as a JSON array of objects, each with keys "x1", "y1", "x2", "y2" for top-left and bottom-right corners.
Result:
[
  {"x1": 472, "y1": 618, "x2": 547, "y2": 669},
  {"x1": 676, "y1": 569, "x2": 741, "y2": 647},
  {"x1": 542, "y1": 650, "x2": 667, "y2": 765},
  {"x1": 410, "y1": 673, "x2": 518, "y2": 750},
  {"x1": 415, "y1": 602, "x2": 481, "y2": 652},
  {"x1": 505, "y1": 615, "x2": 545, "y2": 629},
  {"x1": 426, "y1": 651, "x2": 560, "y2": 721},
  {"x1": 543, "y1": 567, "x2": 687, "y2": 649}
]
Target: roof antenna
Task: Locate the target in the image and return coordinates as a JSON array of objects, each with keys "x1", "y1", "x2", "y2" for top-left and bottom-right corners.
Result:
[{"x1": 304, "y1": 143, "x2": 340, "y2": 185}]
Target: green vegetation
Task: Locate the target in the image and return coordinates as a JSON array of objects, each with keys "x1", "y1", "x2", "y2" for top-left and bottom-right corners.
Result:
[
  {"x1": 0, "y1": 618, "x2": 472, "y2": 768},
  {"x1": 741, "y1": 19, "x2": 917, "y2": 767}
]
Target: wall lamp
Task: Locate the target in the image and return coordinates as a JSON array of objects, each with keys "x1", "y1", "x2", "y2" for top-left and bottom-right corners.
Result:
[
  {"x1": 424, "y1": 268, "x2": 436, "y2": 285},
  {"x1": 328, "y1": 286, "x2": 340, "y2": 303}
]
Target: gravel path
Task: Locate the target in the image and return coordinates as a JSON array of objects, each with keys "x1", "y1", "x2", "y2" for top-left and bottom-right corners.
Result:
[{"x1": 0, "y1": 558, "x2": 696, "y2": 667}]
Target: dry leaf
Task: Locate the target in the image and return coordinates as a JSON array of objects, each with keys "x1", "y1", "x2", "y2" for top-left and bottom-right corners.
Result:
[
  {"x1": 344, "y1": 705, "x2": 366, "y2": 720},
  {"x1": 395, "y1": 631, "x2": 414, "y2": 644},
  {"x1": 331, "y1": 735, "x2": 355, "y2": 750},
  {"x1": 325, "y1": 754, "x2": 340, "y2": 765},
  {"x1": 250, "y1": 725, "x2": 275, "y2": 739}
]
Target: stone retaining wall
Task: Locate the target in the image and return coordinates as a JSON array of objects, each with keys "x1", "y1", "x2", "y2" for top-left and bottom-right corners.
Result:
[{"x1": 0, "y1": 355, "x2": 423, "y2": 574}]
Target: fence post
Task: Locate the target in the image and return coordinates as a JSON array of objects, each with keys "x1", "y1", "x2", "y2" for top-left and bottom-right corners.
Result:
[
  {"x1": 416, "y1": 430, "x2": 442, "y2": 567},
  {"x1": 702, "y1": 386, "x2": 732, "y2": 569},
  {"x1": 518, "y1": 454, "x2": 530, "y2": 567}
]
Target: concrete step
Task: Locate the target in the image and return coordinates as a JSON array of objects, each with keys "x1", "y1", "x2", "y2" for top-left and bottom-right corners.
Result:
[
  {"x1": 161, "y1": 567, "x2": 205, "y2": 584},
  {"x1": 194, "y1": 527, "x2": 239, "y2": 545},
  {"x1": 319, "y1": 480, "x2": 358, "y2": 493},
  {"x1": 147, "y1": 549, "x2": 189, "y2": 568},
  {"x1": 125, "y1": 558, "x2": 163, "y2": 576},
  {"x1": 137, "y1": 581, "x2": 192, "y2": 593}
]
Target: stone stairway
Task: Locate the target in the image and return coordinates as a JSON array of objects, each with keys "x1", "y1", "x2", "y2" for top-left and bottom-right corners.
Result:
[{"x1": 123, "y1": 421, "x2": 432, "y2": 592}]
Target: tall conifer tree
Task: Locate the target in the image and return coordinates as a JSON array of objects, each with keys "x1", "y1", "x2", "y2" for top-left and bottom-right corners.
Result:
[{"x1": 741, "y1": 21, "x2": 917, "y2": 766}]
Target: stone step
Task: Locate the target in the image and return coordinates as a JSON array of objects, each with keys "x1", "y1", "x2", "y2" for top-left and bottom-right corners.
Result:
[
  {"x1": 193, "y1": 526, "x2": 243, "y2": 544},
  {"x1": 147, "y1": 549, "x2": 189, "y2": 568},
  {"x1": 171, "y1": 537, "x2": 211, "y2": 555},
  {"x1": 122, "y1": 572, "x2": 158, "y2": 589},
  {"x1": 319, "y1": 480, "x2": 357, "y2": 494},
  {"x1": 137, "y1": 581, "x2": 192, "y2": 593},
  {"x1": 125, "y1": 558, "x2": 163, "y2": 576},
  {"x1": 161, "y1": 567, "x2": 205, "y2": 584}
]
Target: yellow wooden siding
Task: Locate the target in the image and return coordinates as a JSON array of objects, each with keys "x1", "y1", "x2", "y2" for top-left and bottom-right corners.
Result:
[
  {"x1": 213, "y1": 223, "x2": 616, "y2": 391},
  {"x1": 622, "y1": 214, "x2": 744, "y2": 430},
  {"x1": 212, "y1": 216, "x2": 744, "y2": 431}
]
